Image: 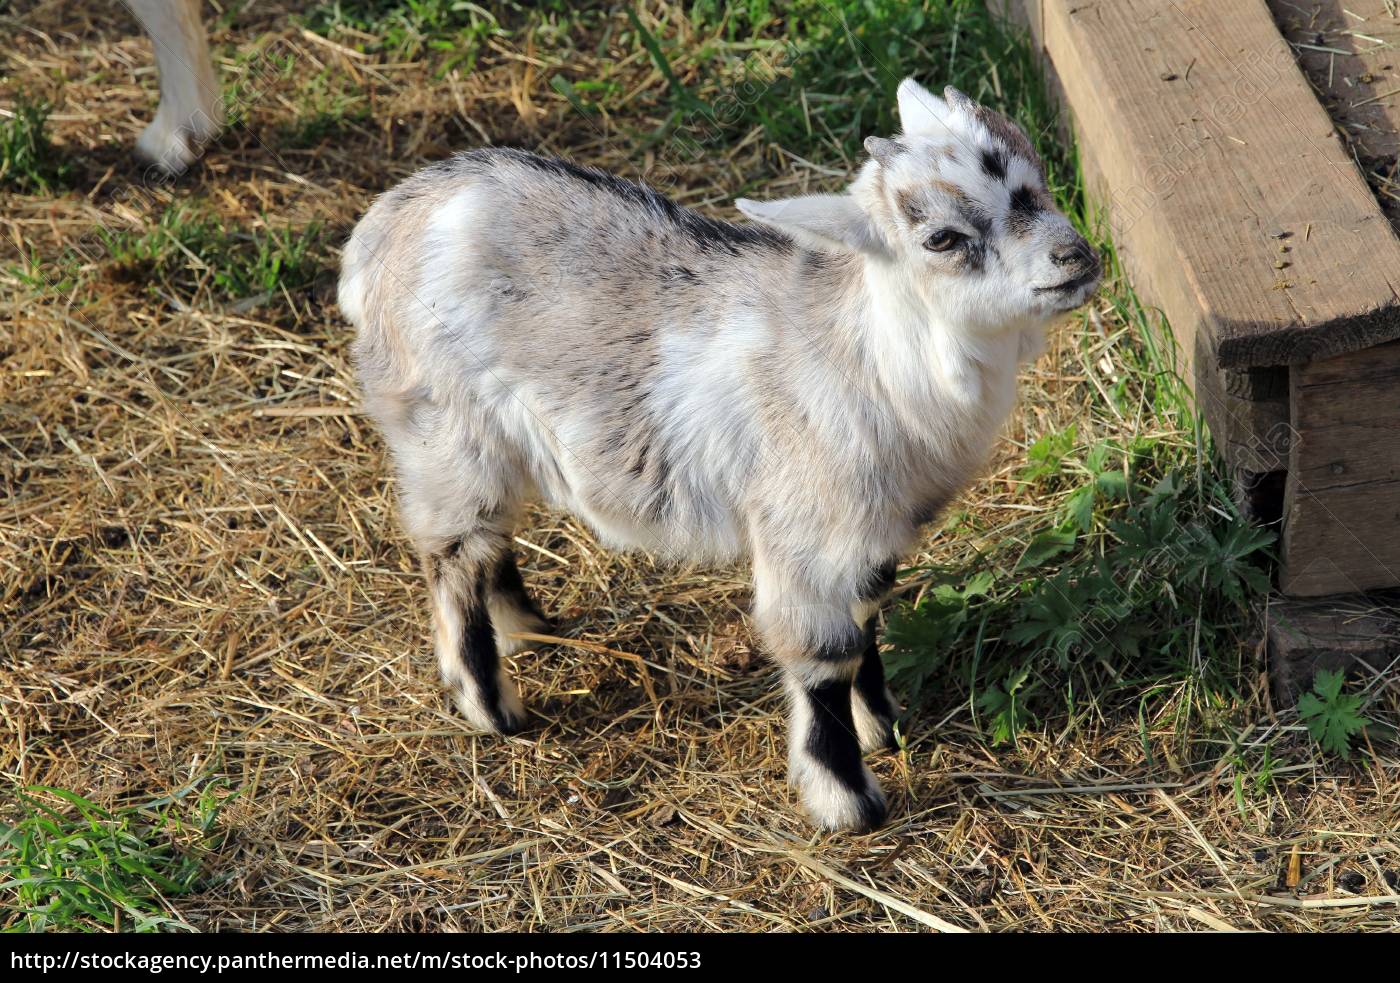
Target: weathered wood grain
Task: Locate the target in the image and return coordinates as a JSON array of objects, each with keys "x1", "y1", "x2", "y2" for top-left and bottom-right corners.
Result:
[
  {"x1": 1193, "y1": 331, "x2": 1292, "y2": 474},
  {"x1": 995, "y1": 0, "x2": 1400, "y2": 371},
  {"x1": 1281, "y1": 340, "x2": 1400, "y2": 596}
]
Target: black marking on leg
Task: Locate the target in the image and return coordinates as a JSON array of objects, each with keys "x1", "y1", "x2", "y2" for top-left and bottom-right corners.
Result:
[
  {"x1": 805, "y1": 678, "x2": 886, "y2": 830},
  {"x1": 491, "y1": 550, "x2": 550, "y2": 628},
  {"x1": 811, "y1": 622, "x2": 870, "y2": 663},
  {"x1": 980, "y1": 147, "x2": 1008, "y2": 181},
  {"x1": 457, "y1": 578, "x2": 520, "y2": 732},
  {"x1": 855, "y1": 630, "x2": 897, "y2": 752},
  {"x1": 805, "y1": 679, "x2": 865, "y2": 788},
  {"x1": 859, "y1": 560, "x2": 897, "y2": 604}
]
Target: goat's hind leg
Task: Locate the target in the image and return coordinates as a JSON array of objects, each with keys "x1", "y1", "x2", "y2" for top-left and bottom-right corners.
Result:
[{"x1": 425, "y1": 527, "x2": 528, "y2": 733}]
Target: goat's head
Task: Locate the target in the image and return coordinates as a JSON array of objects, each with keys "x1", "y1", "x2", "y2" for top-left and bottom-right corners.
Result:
[{"x1": 737, "y1": 78, "x2": 1100, "y2": 334}]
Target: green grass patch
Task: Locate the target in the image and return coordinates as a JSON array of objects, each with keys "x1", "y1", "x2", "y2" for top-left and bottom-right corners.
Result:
[
  {"x1": 302, "y1": 0, "x2": 520, "y2": 70},
  {"x1": 0, "y1": 780, "x2": 231, "y2": 932},
  {"x1": 221, "y1": 40, "x2": 302, "y2": 130},
  {"x1": 98, "y1": 204, "x2": 326, "y2": 302},
  {"x1": 0, "y1": 93, "x2": 71, "y2": 194},
  {"x1": 275, "y1": 70, "x2": 372, "y2": 150}
]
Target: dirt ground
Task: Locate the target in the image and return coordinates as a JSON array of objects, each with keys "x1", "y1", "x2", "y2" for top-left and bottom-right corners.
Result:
[
  {"x1": 3, "y1": 1, "x2": 1399, "y2": 931},
  {"x1": 1270, "y1": 0, "x2": 1400, "y2": 231}
]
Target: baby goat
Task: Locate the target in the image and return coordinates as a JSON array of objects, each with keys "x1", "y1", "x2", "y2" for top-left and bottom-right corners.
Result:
[{"x1": 339, "y1": 79, "x2": 1100, "y2": 832}]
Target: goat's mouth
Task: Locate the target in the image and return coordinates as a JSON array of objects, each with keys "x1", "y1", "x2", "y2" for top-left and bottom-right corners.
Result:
[{"x1": 1035, "y1": 267, "x2": 1100, "y2": 295}]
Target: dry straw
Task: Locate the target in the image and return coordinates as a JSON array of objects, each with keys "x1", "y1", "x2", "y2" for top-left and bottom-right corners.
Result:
[{"x1": 2, "y1": 2, "x2": 1397, "y2": 931}]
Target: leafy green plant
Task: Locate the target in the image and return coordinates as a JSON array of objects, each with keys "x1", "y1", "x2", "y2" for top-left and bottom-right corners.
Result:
[
  {"x1": 886, "y1": 444, "x2": 1275, "y2": 746},
  {"x1": 977, "y1": 665, "x2": 1034, "y2": 746},
  {"x1": 1020, "y1": 424, "x2": 1078, "y2": 483},
  {"x1": 0, "y1": 780, "x2": 231, "y2": 932},
  {"x1": 1297, "y1": 669, "x2": 1370, "y2": 759},
  {"x1": 0, "y1": 94, "x2": 70, "y2": 193}
]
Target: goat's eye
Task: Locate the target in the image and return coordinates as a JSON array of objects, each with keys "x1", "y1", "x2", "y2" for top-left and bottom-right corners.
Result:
[{"x1": 924, "y1": 229, "x2": 967, "y2": 252}]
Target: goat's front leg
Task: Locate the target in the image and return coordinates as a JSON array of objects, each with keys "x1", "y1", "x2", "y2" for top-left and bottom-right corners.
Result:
[{"x1": 754, "y1": 562, "x2": 887, "y2": 832}]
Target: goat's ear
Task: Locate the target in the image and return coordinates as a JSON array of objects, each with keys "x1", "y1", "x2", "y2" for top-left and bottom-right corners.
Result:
[
  {"x1": 943, "y1": 85, "x2": 977, "y2": 115},
  {"x1": 735, "y1": 195, "x2": 882, "y2": 254},
  {"x1": 896, "y1": 77, "x2": 949, "y2": 135},
  {"x1": 864, "y1": 135, "x2": 903, "y2": 167}
]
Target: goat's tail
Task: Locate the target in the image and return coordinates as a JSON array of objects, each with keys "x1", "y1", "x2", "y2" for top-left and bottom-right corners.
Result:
[{"x1": 337, "y1": 195, "x2": 396, "y2": 333}]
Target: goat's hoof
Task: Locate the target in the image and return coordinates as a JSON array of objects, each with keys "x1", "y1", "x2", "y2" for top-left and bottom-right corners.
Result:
[
  {"x1": 805, "y1": 776, "x2": 888, "y2": 833},
  {"x1": 135, "y1": 122, "x2": 197, "y2": 176},
  {"x1": 452, "y1": 680, "x2": 529, "y2": 735},
  {"x1": 134, "y1": 109, "x2": 221, "y2": 176}
]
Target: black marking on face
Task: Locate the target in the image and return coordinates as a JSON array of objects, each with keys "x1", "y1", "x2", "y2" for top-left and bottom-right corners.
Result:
[
  {"x1": 954, "y1": 237, "x2": 990, "y2": 275},
  {"x1": 980, "y1": 147, "x2": 1008, "y2": 181},
  {"x1": 973, "y1": 105, "x2": 1043, "y2": 174},
  {"x1": 1008, "y1": 184, "x2": 1051, "y2": 237},
  {"x1": 962, "y1": 204, "x2": 994, "y2": 241},
  {"x1": 1010, "y1": 185, "x2": 1040, "y2": 217}
]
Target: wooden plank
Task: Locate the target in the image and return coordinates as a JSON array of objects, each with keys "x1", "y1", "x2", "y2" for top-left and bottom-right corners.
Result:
[
  {"x1": 994, "y1": 0, "x2": 1400, "y2": 371},
  {"x1": 1281, "y1": 339, "x2": 1400, "y2": 595}
]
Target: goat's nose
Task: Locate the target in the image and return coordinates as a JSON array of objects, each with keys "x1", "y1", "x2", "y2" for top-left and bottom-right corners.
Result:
[{"x1": 1050, "y1": 237, "x2": 1096, "y2": 269}]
